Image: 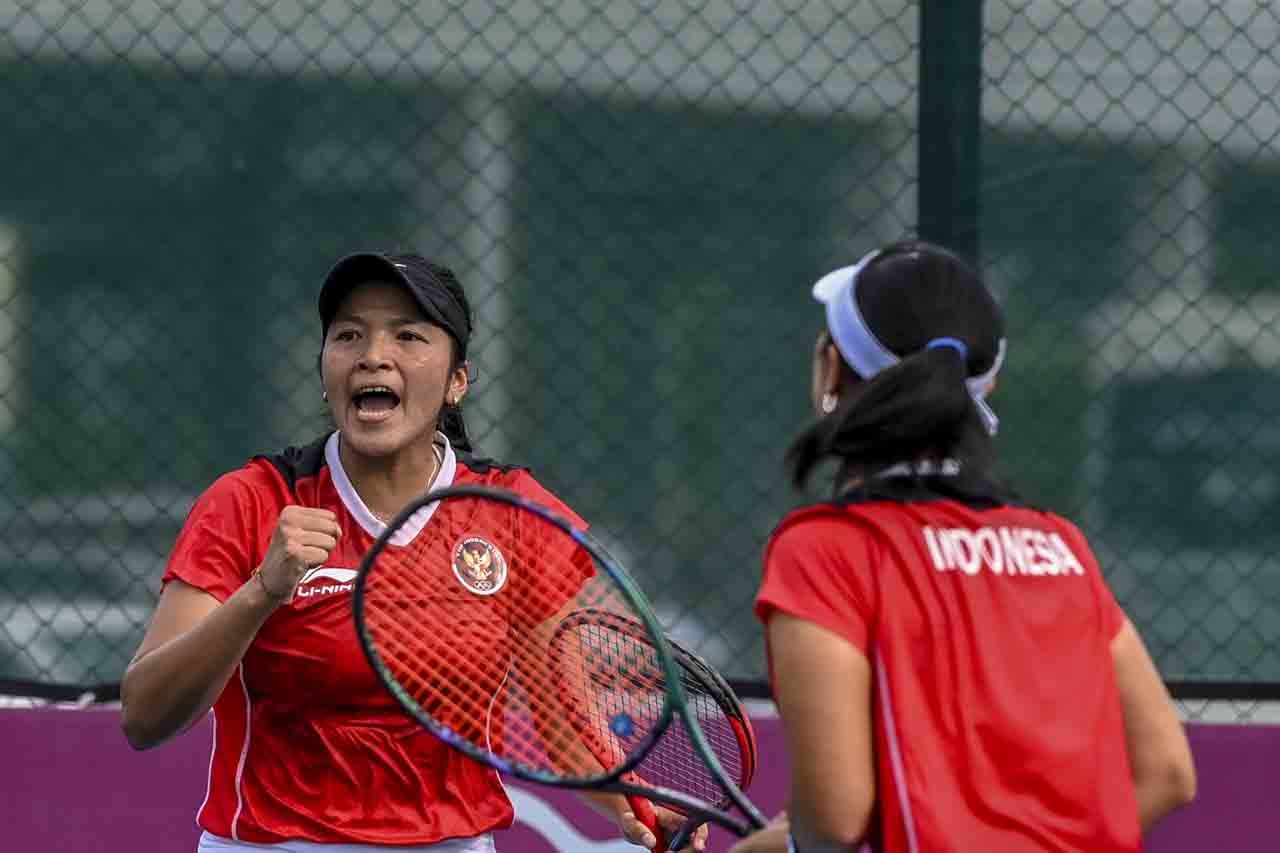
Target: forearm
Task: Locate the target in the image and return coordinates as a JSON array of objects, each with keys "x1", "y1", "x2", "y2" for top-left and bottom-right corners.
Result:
[{"x1": 121, "y1": 578, "x2": 276, "y2": 749}]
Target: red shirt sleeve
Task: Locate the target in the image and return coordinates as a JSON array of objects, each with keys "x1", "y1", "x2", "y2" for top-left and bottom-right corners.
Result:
[
  {"x1": 506, "y1": 470, "x2": 595, "y2": 624},
  {"x1": 755, "y1": 509, "x2": 878, "y2": 655},
  {"x1": 508, "y1": 469, "x2": 589, "y2": 529},
  {"x1": 1057, "y1": 517, "x2": 1127, "y2": 639},
  {"x1": 162, "y1": 469, "x2": 269, "y2": 602}
]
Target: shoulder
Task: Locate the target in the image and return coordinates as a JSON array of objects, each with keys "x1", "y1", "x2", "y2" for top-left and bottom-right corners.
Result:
[
  {"x1": 195, "y1": 461, "x2": 288, "y2": 510},
  {"x1": 453, "y1": 448, "x2": 530, "y2": 479},
  {"x1": 1031, "y1": 509, "x2": 1101, "y2": 569},
  {"x1": 251, "y1": 434, "x2": 330, "y2": 494},
  {"x1": 772, "y1": 501, "x2": 879, "y2": 540},
  {"x1": 995, "y1": 501, "x2": 1096, "y2": 549},
  {"x1": 186, "y1": 438, "x2": 326, "y2": 519},
  {"x1": 757, "y1": 503, "x2": 882, "y2": 635},
  {"x1": 766, "y1": 502, "x2": 881, "y2": 562},
  {"x1": 454, "y1": 454, "x2": 585, "y2": 526},
  {"x1": 1041, "y1": 510, "x2": 1092, "y2": 546},
  {"x1": 453, "y1": 449, "x2": 554, "y2": 496}
]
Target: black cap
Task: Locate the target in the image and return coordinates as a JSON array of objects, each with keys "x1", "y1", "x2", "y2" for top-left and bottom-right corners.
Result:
[{"x1": 318, "y1": 253, "x2": 472, "y2": 353}]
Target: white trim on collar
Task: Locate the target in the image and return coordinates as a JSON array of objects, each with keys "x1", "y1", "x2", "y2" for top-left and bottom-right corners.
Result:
[{"x1": 324, "y1": 431, "x2": 456, "y2": 546}]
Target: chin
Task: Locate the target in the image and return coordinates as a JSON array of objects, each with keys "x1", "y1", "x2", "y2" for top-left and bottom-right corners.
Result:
[{"x1": 340, "y1": 426, "x2": 406, "y2": 458}]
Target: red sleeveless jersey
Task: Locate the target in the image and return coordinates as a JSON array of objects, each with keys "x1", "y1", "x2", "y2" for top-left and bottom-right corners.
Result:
[
  {"x1": 756, "y1": 490, "x2": 1140, "y2": 853},
  {"x1": 161, "y1": 432, "x2": 588, "y2": 846}
]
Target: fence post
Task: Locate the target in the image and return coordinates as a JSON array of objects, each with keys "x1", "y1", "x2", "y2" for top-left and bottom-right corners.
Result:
[{"x1": 918, "y1": 0, "x2": 983, "y2": 264}]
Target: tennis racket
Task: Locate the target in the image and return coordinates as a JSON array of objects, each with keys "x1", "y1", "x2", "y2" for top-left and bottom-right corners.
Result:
[
  {"x1": 352, "y1": 484, "x2": 767, "y2": 848},
  {"x1": 551, "y1": 608, "x2": 759, "y2": 849}
]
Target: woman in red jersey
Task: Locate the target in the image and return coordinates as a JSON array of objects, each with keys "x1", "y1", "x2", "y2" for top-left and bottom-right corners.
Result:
[
  {"x1": 730, "y1": 241, "x2": 1196, "y2": 853},
  {"x1": 120, "y1": 252, "x2": 699, "y2": 852}
]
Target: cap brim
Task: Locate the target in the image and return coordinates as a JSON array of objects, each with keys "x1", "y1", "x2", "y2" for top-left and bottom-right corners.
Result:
[
  {"x1": 319, "y1": 253, "x2": 409, "y2": 324},
  {"x1": 319, "y1": 252, "x2": 467, "y2": 340},
  {"x1": 320, "y1": 252, "x2": 414, "y2": 322}
]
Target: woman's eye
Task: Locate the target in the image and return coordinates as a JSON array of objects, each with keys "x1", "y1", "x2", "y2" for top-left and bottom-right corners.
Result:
[
  {"x1": 399, "y1": 330, "x2": 426, "y2": 342},
  {"x1": 334, "y1": 330, "x2": 357, "y2": 342}
]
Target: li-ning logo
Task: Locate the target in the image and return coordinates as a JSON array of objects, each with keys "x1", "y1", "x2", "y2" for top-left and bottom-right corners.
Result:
[
  {"x1": 451, "y1": 536, "x2": 508, "y2": 596},
  {"x1": 295, "y1": 567, "x2": 358, "y2": 598}
]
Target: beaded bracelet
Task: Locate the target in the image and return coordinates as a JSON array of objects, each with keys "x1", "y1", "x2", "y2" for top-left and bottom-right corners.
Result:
[{"x1": 253, "y1": 568, "x2": 288, "y2": 602}]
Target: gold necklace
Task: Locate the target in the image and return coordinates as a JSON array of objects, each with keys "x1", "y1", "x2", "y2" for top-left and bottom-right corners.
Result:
[{"x1": 369, "y1": 446, "x2": 442, "y2": 524}]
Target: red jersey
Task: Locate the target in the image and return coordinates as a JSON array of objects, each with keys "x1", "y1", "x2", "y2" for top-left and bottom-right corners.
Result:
[
  {"x1": 755, "y1": 482, "x2": 1140, "y2": 853},
  {"x1": 162, "y1": 432, "x2": 588, "y2": 846}
]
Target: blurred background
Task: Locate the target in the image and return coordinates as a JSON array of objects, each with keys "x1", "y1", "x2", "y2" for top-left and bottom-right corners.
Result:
[{"x1": 1, "y1": 1, "x2": 1278, "y2": 721}]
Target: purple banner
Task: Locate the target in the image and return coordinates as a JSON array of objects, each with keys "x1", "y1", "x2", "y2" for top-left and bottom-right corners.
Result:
[{"x1": 0, "y1": 706, "x2": 1273, "y2": 851}]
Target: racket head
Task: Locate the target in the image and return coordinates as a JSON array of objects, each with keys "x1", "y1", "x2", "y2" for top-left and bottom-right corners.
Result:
[
  {"x1": 551, "y1": 610, "x2": 762, "y2": 826},
  {"x1": 665, "y1": 634, "x2": 758, "y2": 793},
  {"x1": 660, "y1": 636, "x2": 760, "y2": 848},
  {"x1": 352, "y1": 484, "x2": 681, "y2": 788}
]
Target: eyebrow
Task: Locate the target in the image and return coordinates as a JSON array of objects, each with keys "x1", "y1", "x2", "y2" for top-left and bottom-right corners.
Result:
[{"x1": 332, "y1": 312, "x2": 433, "y2": 327}]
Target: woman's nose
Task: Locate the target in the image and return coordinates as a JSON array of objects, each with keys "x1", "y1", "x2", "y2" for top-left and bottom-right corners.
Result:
[{"x1": 357, "y1": 333, "x2": 392, "y2": 369}]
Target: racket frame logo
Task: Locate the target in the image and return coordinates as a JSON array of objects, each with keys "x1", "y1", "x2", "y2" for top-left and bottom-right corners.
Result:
[{"x1": 450, "y1": 535, "x2": 509, "y2": 596}]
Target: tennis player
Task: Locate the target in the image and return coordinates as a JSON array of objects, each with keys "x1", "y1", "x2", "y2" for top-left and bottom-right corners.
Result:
[
  {"x1": 730, "y1": 241, "x2": 1196, "y2": 853},
  {"x1": 120, "y1": 252, "x2": 698, "y2": 852}
]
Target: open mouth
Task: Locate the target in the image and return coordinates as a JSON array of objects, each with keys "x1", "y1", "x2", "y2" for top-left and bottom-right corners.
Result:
[{"x1": 352, "y1": 386, "x2": 401, "y2": 421}]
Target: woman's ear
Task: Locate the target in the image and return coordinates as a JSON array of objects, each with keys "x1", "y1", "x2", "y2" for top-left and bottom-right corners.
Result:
[
  {"x1": 447, "y1": 363, "x2": 469, "y2": 406},
  {"x1": 822, "y1": 339, "x2": 844, "y2": 395}
]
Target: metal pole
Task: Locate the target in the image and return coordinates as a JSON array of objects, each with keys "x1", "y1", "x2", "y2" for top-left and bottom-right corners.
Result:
[{"x1": 918, "y1": 0, "x2": 984, "y2": 264}]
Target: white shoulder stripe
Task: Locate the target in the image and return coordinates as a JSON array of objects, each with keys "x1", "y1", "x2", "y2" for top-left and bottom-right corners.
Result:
[{"x1": 876, "y1": 650, "x2": 920, "y2": 853}]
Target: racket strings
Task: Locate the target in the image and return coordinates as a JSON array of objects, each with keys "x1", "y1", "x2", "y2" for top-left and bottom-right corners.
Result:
[
  {"x1": 558, "y1": 617, "x2": 747, "y2": 807},
  {"x1": 555, "y1": 618, "x2": 670, "y2": 765},
  {"x1": 628, "y1": 672, "x2": 745, "y2": 806},
  {"x1": 361, "y1": 496, "x2": 665, "y2": 781}
]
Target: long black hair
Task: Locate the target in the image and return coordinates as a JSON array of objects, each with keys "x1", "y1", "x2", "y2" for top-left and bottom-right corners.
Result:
[{"x1": 787, "y1": 240, "x2": 1012, "y2": 499}]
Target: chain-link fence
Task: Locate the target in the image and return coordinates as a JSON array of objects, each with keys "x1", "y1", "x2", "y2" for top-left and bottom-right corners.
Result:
[{"x1": 1, "y1": 2, "x2": 1277, "y2": 720}]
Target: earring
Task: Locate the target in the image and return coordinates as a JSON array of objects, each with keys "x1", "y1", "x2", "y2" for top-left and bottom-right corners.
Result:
[
  {"x1": 322, "y1": 390, "x2": 328, "y2": 402},
  {"x1": 821, "y1": 392, "x2": 838, "y2": 414}
]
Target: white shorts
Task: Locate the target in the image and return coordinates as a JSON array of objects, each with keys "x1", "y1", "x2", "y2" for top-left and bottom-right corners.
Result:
[{"x1": 197, "y1": 830, "x2": 497, "y2": 853}]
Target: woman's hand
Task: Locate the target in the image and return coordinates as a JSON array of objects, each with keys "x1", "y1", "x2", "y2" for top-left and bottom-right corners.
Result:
[
  {"x1": 615, "y1": 804, "x2": 709, "y2": 851},
  {"x1": 583, "y1": 792, "x2": 708, "y2": 852},
  {"x1": 255, "y1": 506, "x2": 341, "y2": 603},
  {"x1": 728, "y1": 812, "x2": 790, "y2": 853}
]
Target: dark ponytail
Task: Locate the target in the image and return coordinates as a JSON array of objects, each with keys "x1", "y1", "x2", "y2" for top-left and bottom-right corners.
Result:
[
  {"x1": 787, "y1": 347, "x2": 975, "y2": 489},
  {"x1": 438, "y1": 402, "x2": 473, "y2": 452}
]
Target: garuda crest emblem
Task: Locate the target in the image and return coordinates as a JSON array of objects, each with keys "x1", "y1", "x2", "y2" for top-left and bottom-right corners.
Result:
[{"x1": 451, "y1": 536, "x2": 508, "y2": 596}]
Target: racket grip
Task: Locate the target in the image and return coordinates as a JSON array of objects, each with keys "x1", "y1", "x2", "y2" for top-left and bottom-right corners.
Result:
[
  {"x1": 666, "y1": 820, "x2": 696, "y2": 851},
  {"x1": 627, "y1": 794, "x2": 669, "y2": 852}
]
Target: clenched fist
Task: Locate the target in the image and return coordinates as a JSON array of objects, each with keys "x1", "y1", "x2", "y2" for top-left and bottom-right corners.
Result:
[{"x1": 254, "y1": 506, "x2": 342, "y2": 605}]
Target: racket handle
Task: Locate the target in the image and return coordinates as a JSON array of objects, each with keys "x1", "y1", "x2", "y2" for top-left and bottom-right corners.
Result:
[
  {"x1": 667, "y1": 820, "x2": 697, "y2": 851},
  {"x1": 626, "y1": 794, "x2": 669, "y2": 852}
]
